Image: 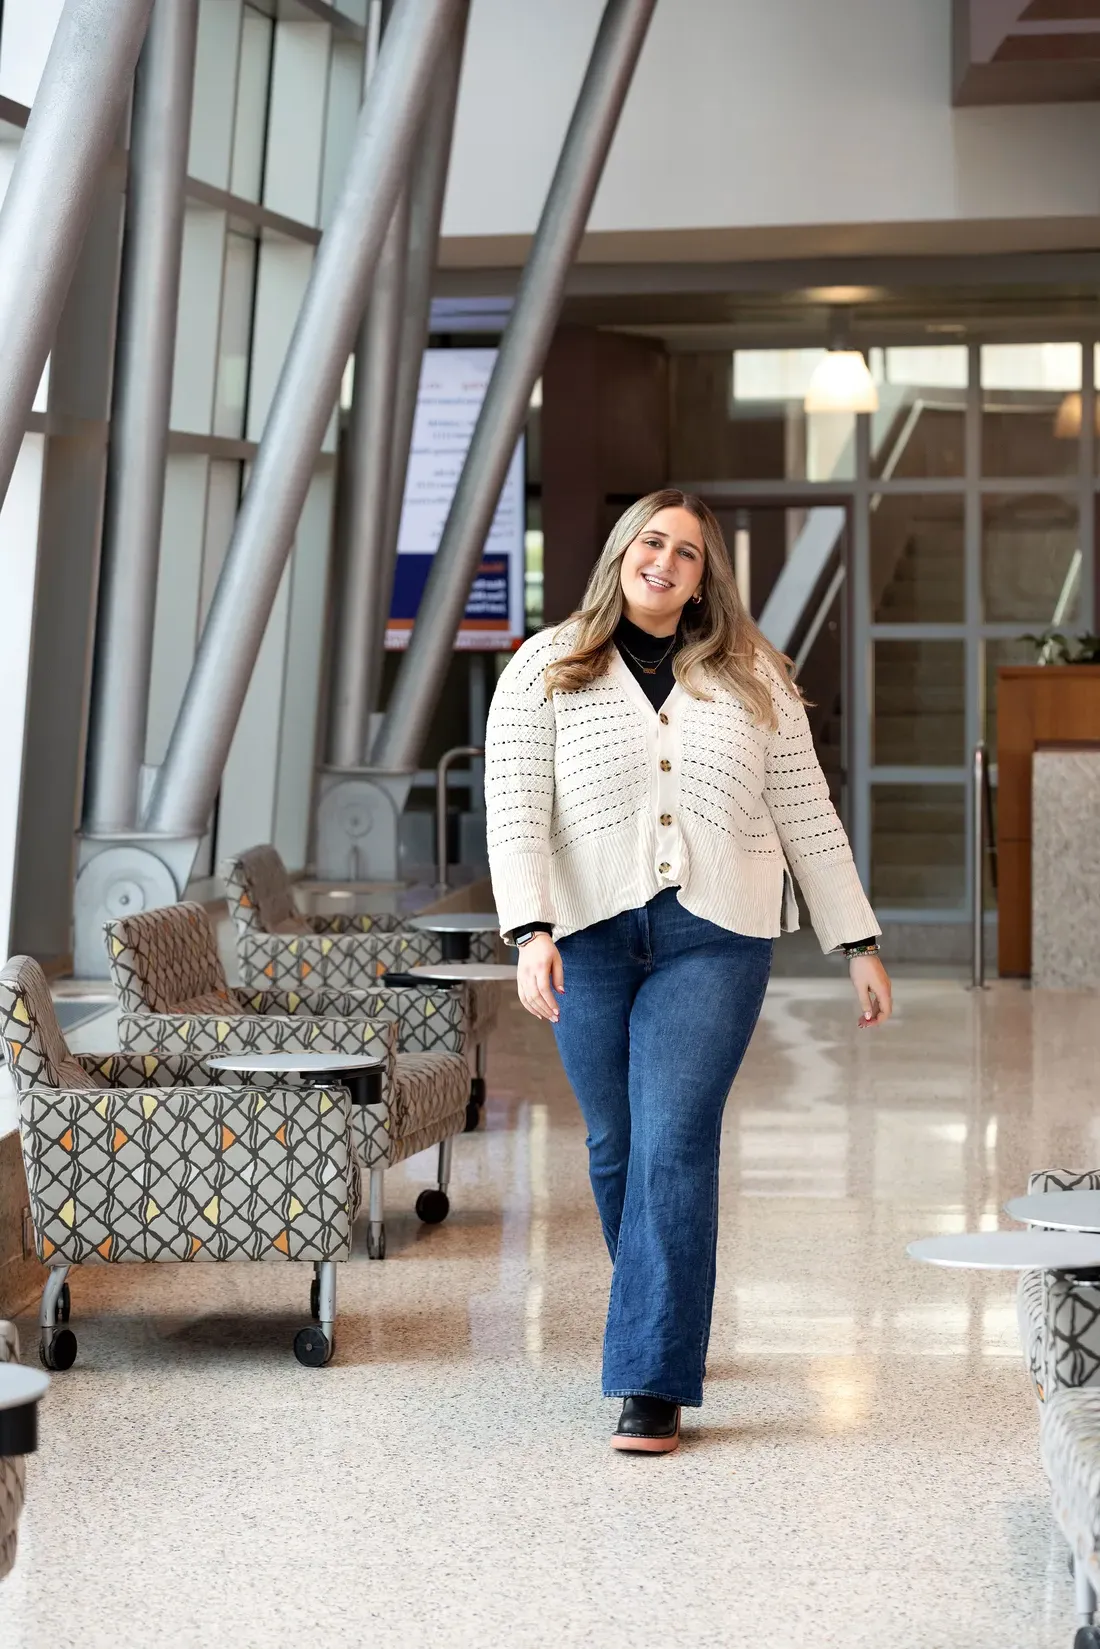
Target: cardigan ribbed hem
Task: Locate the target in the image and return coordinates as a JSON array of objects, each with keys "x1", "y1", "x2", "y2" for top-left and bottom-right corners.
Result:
[
  {"x1": 492, "y1": 850, "x2": 554, "y2": 942},
  {"x1": 796, "y1": 860, "x2": 883, "y2": 953}
]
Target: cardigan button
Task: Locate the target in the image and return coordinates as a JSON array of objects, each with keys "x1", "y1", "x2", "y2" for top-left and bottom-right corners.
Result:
[
  {"x1": 659, "y1": 759, "x2": 671, "y2": 772},
  {"x1": 660, "y1": 813, "x2": 672, "y2": 826},
  {"x1": 658, "y1": 862, "x2": 671, "y2": 874},
  {"x1": 659, "y1": 713, "x2": 669, "y2": 725}
]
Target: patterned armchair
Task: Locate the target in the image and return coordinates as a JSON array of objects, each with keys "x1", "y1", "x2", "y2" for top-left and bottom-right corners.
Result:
[
  {"x1": 1013, "y1": 1168, "x2": 1100, "y2": 1642},
  {"x1": 220, "y1": 846, "x2": 501, "y2": 1130},
  {"x1": 0, "y1": 955, "x2": 361, "y2": 1367},
  {"x1": 1, "y1": 1322, "x2": 29, "y2": 1581},
  {"x1": 1016, "y1": 1169, "x2": 1100, "y2": 1406},
  {"x1": 103, "y1": 902, "x2": 469, "y2": 1259}
]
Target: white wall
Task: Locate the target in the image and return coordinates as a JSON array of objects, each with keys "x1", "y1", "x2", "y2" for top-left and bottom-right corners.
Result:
[
  {"x1": 0, "y1": 0, "x2": 64, "y2": 107},
  {"x1": 0, "y1": 437, "x2": 45, "y2": 957},
  {"x1": 442, "y1": 0, "x2": 1100, "y2": 251}
]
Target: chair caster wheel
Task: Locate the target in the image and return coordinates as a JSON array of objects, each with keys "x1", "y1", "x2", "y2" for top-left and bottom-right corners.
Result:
[
  {"x1": 464, "y1": 1100, "x2": 481, "y2": 1132},
  {"x1": 470, "y1": 1076, "x2": 486, "y2": 1108},
  {"x1": 310, "y1": 1278, "x2": 320, "y2": 1322},
  {"x1": 40, "y1": 1328, "x2": 77, "y2": 1371},
  {"x1": 366, "y1": 1224, "x2": 386, "y2": 1260},
  {"x1": 416, "y1": 1188, "x2": 450, "y2": 1225},
  {"x1": 293, "y1": 1326, "x2": 333, "y2": 1367},
  {"x1": 56, "y1": 1283, "x2": 71, "y2": 1324}
]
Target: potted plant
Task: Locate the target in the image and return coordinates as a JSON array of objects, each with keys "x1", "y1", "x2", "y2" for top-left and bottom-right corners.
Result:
[{"x1": 1021, "y1": 629, "x2": 1100, "y2": 665}]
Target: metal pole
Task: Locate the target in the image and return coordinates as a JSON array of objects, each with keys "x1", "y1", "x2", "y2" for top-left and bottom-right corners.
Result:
[
  {"x1": 373, "y1": 5, "x2": 469, "y2": 683},
  {"x1": 436, "y1": 745, "x2": 482, "y2": 893},
  {"x1": 83, "y1": 0, "x2": 199, "y2": 833},
  {"x1": 733, "y1": 508, "x2": 751, "y2": 614},
  {"x1": 373, "y1": 0, "x2": 657, "y2": 770},
  {"x1": 327, "y1": 188, "x2": 410, "y2": 767},
  {"x1": 144, "y1": 0, "x2": 460, "y2": 837},
  {"x1": 971, "y1": 741, "x2": 986, "y2": 989},
  {"x1": 0, "y1": 0, "x2": 155, "y2": 510}
]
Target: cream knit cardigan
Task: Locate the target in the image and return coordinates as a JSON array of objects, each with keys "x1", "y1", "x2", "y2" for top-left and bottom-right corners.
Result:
[{"x1": 484, "y1": 626, "x2": 880, "y2": 954}]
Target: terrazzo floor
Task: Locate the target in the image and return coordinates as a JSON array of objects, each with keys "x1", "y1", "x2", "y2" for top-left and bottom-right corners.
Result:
[{"x1": 1, "y1": 974, "x2": 1096, "y2": 1648}]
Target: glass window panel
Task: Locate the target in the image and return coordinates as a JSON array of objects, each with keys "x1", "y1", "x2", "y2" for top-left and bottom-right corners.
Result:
[
  {"x1": 873, "y1": 641, "x2": 964, "y2": 766},
  {"x1": 230, "y1": 6, "x2": 274, "y2": 202},
  {"x1": 671, "y1": 351, "x2": 855, "y2": 482},
  {"x1": 732, "y1": 349, "x2": 824, "y2": 401},
  {"x1": 171, "y1": 207, "x2": 228, "y2": 434},
  {"x1": 981, "y1": 493, "x2": 1080, "y2": 624},
  {"x1": 732, "y1": 350, "x2": 856, "y2": 482},
  {"x1": 189, "y1": 0, "x2": 243, "y2": 191},
  {"x1": 320, "y1": 40, "x2": 364, "y2": 229},
  {"x1": 868, "y1": 346, "x2": 967, "y2": 479},
  {"x1": 199, "y1": 460, "x2": 241, "y2": 621},
  {"x1": 213, "y1": 232, "x2": 257, "y2": 439},
  {"x1": 263, "y1": 21, "x2": 331, "y2": 227},
  {"x1": 871, "y1": 784, "x2": 966, "y2": 910},
  {"x1": 871, "y1": 494, "x2": 964, "y2": 622},
  {"x1": 981, "y1": 343, "x2": 1081, "y2": 478}
]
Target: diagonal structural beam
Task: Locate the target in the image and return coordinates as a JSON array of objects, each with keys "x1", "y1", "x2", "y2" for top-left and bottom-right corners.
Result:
[
  {"x1": 374, "y1": 3, "x2": 470, "y2": 703},
  {"x1": 326, "y1": 191, "x2": 409, "y2": 767},
  {"x1": 144, "y1": 0, "x2": 461, "y2": 837},
  {"x1": 83, "y1": 0, "x2": 200, "y2": 835},
  {"x1": 0, "y1": 0, "x2": 155, "y2": 509},
  {"x1": 325, "y1": 0, "x2": 410, "y2": 770},
  {"x1": 373, "y1": 0, "x2": 658, "y2": 772},
  {"x1": 326, "y1": 2, "x2": 468, "y2": 769}
]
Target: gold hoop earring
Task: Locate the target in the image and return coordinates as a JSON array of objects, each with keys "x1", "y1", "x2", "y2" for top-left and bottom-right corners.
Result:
[{"x1": 692, "y1": 591, "x2": 703, "y2": 605}]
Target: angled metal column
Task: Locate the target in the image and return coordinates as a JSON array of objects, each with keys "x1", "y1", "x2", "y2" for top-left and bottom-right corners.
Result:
[
  {"x1": 143, "y1": 0, "x2": 460, "y2": 838},
  {"x1": 326, "y1": 0, "x2": 405, "y2": 768},
  {"x1": 327, "y1": 190, "x2": 410, "y2": 766},
  {"x1": 375, "y1": 3, "x2": 470, "y2": 684},
  {"x1": 0, "y1": 0, "x2": 155, "y2": 508},
  {"x1": 373, "y1": 0, "x2": 657, "y2": 771},
  {"x1": 83, "y1": 0, "x2": 200, "y2": 834},
  {"x1": 327, "y1": 2, "x2": 468, "y2": 768}
]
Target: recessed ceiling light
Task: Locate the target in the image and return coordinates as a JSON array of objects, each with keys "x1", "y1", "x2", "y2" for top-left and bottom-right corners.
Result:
[{"x1": 802, "y1": 286, "x2": 885, "y2": 304}]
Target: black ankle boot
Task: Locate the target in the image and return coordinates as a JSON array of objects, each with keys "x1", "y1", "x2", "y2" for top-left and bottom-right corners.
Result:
[{"x1": 610, "y1": 1395, "x2": 682, "y2": 1453}]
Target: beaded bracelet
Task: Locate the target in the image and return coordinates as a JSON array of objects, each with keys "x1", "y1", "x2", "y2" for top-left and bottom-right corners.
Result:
[{"x1": 844, "y1": 942, "x2": 881, "y2": 959}]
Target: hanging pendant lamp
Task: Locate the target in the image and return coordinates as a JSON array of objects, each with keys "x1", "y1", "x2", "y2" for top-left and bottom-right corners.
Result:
[
  {"x1": 804, "y1": 308, "x2": 878, "y2": 413},
  {"x1": 804, "y1": 350, "x2": 879, "y2": 413}
]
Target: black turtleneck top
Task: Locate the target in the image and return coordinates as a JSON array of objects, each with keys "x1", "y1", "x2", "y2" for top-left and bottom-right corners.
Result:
[
  {"x1": 612, "y1": 613, "x2": 683, "y2": 711},
  {"x1": 508, "y1": 615, "x2": 876, "y2": 955}
]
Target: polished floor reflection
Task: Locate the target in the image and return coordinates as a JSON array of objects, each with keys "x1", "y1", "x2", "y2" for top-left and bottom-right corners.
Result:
[{"x1": 1, "y1": 976, "x2": 1095, "y2": 1647}]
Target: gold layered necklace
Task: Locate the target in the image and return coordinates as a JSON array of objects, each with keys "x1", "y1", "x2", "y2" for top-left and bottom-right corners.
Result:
[{"x1": 617, "y1": 630, "x2": 679, "y2": 676}]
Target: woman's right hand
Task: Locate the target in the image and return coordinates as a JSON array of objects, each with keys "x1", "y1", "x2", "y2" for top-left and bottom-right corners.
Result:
[{"x1": 516, "y1": 933, "x2": 564, "y2": 1023}]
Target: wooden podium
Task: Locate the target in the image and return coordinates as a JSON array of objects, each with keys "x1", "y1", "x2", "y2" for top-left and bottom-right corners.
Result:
[{"x1": 997, "y1": 665, "x2": 1100, "y2": 976}]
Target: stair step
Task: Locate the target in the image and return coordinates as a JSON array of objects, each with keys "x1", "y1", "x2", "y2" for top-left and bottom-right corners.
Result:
[
  {"x1": 872, "y1": 833, "x2": 965, "y2": 864},
  {"x1": 871, "y1": 865, "x2": 965, "y2": 901}
]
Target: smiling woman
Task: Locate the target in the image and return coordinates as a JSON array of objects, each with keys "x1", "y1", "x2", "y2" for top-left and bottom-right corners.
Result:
[
  {"x1": 542, "y1": 489, "x2": 792, "y2": 728},
  {"x1": 619, "y1": 504, "x2": 705, "y2": 632},
  {"x1": 483, "y1": 488, "x2": 891, "y2": 1455}
]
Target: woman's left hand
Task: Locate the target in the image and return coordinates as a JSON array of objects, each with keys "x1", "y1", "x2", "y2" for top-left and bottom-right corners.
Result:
[{"x1": 850, "y1": 954, "x2": 893, "y2": 1028}]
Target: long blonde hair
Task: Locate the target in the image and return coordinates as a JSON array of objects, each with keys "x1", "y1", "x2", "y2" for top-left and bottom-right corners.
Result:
[{"x1": 543, "y1": 489, "x2": 800, "y2": 728}]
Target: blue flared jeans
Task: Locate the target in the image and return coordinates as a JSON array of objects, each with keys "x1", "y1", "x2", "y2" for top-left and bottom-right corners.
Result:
[{"x1": 552, "y1": 889, "x2": 772, "y2": 1408}]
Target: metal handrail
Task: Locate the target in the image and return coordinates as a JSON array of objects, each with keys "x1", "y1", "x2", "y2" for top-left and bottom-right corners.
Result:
[
  {"x1": 792, "y1": 564, "x2": 845, "y2": 681},
  {"x1": 436, "y1": 745, "x2": 484, "y2": 893},
  {"x1": 971, "y1": 741, "x2": 992, "y2": 989}
]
